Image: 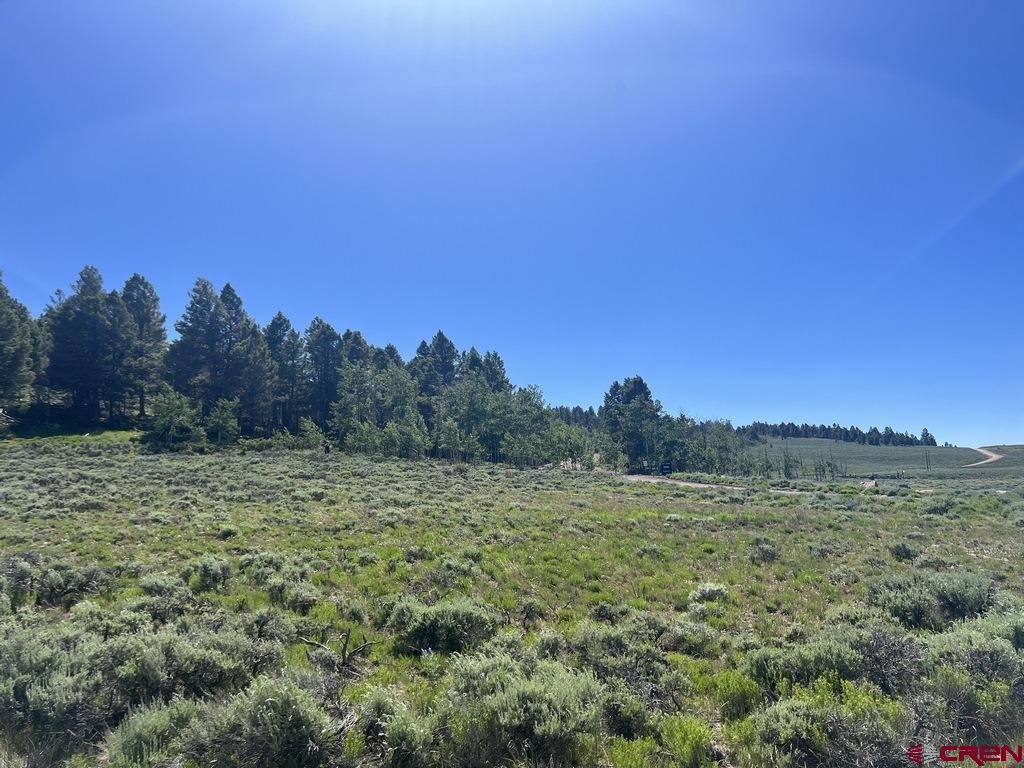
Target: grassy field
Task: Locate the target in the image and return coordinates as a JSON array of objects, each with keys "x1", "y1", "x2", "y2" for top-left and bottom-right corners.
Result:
[
  {"x1": 744, "y1": 436, "x2": 1024, "y2": 481},
  {"x1": 1, "y1": 435, "x2": 1024, "y2": 767}
]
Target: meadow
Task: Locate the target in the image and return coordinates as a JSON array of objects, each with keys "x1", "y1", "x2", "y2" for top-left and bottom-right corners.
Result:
[
  {"x1": 746, "y1": 437, "x2": 974, "y2": 475},
  {"x1": 741, "y1": 436, "x2": 1024, "y2": 489},
  {"x1": 1, "y1": 434, "x2": 1023, "y2": 767}
]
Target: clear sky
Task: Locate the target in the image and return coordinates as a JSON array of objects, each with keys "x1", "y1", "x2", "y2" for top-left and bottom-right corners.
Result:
[{"x1": 1, "y1": 1, "x2": 1022, "y2": 446}]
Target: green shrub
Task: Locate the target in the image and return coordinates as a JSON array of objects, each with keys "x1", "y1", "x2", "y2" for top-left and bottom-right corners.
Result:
[
  {"x1": 284, "y1": 583, "x2": 321, "y2": 615},
  {"x1": 887, "y1": 541, "x2": 919, "y2": 562},
  {"x1": 387, "y1": 596, "x2": 498, "y2": 653},
  {"x1": 107, "y1": 698, "x2": 204, "y2": 768},
  {"x1": 520, "y1": 596, "x2": 546, "y2": 625},
  {"x1": 737, "y1": 677, "x2": 906, "y2": 768},
  {"x1": 0, "y1": 603, "x2": 281, "y2": 762},
  {"x1": 239, "y1": 551, "x2": 286, "y2": 585},
  {"x1": 743, "y1": 636, "x2": 864, "y2": 692},
  {"x1": 869, "y1": 572, "x2": 993, "y2": 630},
  {"x1": 179, "y1": 555, "x2": 232, "y2": 593},
  {"x1": 748, "y1": 539, "x2": 780, "y2": 565},
  {"x1": 206, "y1": 398, "x2": 241, "y2": 445},
  {"x1": 3, "y1": 556, "x2": 36, "y2": 609},
  {"x1": 535, "y1": 628, "x2": 566, "y2": 659},
  {"x1": 929, "y1": 665, "x2": 1020, "y2": 742},
  {"x1": 181, "y1": 676, "x2": 334, "y2": 768},
  {"x1": 242, "y1": 608, "x2": 296, "y2": 645},
  {"x1": 35, "y1": 563, "x2": 108, "y2": 608},
  {"x1": 869, "y1": 577, "x2": 942, "y2": 630},
  {"x1": 852, "y1": 624, "x2": 922, "y2": 695},
  {"x1": 661, "y1": 619, "x2": 720, "y2": 658},
  {"x1": 163, "y1": 631, "x2": 255, "y2": 696},
  {"x1": 592, "y1": 601, "x2": 631, "y2": 623},
  {"x1": 688, "y1": 582, "x2": 729, "y2": 604},
  {"x1": 145, "y1": 390, "x2": 205, "y2": 449},
  {"x1": 442, "y1": 652, "x2": 603, "y2": 765},
  {"x1": 747, "y1": 697, "x2": 825, "y2": 766},
  {"x1": 660, "y1": 714, "x2": 714, "y2": 768},
  {"x1": 358, "y1": 685, "x2": 402, "y2": 747},
  {"x1": 925, "y1": 624, "x2": 1024, "y2": 740},
  {"x1": 569, "y1": 621, "x2": 641, "y2": 674},
  {"x1": 356, "y1": 551, "x2": 380, "y2": 566},
  {"x1": 603, "y1": 682, "x2": 657, "y2": 739},
  {"x1": 403, "y1": 545, "x2": 431, "y2": 563},
  {"x1": 609, "y1": 736, "x2": 660, "y2": 768},
  {"x1": 139, "y1": 573, "x2": 189, "y2": 598},
  {"x1": 712, "y1": 670, "x2": 762, "y2": 720},
  {"x1": 295, "y1": 417, "x2": 325, "y2": 449},
  {"x1": 933, "y1": 572, "x2": 993, "y2": 622},
  {"x1": 126, "y1": 593, "x2": 191, "y2": 623},
  {"x1": 384, "y1": 708, "x2": 434, "y2": 768}
]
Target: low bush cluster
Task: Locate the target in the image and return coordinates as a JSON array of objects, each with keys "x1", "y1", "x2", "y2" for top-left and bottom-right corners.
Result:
[
  {"x1": 0, "y1": 599, "x2": 290, "y2": 762},
  {"x1": 868, "y1": 571, "x2": 994, "y2": 630},
  {"x1": 386, "y1": 596, "x2": 499, "y2": 653}
]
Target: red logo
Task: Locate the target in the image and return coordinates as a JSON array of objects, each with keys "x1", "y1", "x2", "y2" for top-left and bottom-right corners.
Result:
[{"x1": 908, "y1": 744, "x2": 1024, "y2": 765}]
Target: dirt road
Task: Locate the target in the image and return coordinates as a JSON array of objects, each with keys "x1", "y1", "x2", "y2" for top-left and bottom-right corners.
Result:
[
  {"x1": 963, "y1": 447, "x2": 1005, "y2": 467},
  {"x1": 626, "y1": 474, "x2": 809, "y2": 496},
  {"x1": 627, "y1": 474, "x2": 745, "y2": 491}
]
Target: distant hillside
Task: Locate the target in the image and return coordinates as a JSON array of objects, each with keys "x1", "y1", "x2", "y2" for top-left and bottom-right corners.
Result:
[
  {"x1": 744, "y1": 437, "x2": 975, "y2": 479},
  {"x1": 738, "y1": 422, "x2": 937, "y2": 447}
]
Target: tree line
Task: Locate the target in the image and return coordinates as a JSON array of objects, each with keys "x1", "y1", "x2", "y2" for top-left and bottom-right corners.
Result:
[
  {"x1": 0, "y1": 267, "x2": 938, "y2": 472},
  {"x1": 737, "y1": 421, "x2": 937, "y2": 447}
]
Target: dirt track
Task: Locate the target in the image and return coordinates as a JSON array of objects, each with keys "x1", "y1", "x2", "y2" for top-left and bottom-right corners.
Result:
[
  {"x1": 963, "y1": 447, "x2": 1005, "y2": 467},
  {"x1": 626, "y1": 474, "x2": 809, "y2": 496}
]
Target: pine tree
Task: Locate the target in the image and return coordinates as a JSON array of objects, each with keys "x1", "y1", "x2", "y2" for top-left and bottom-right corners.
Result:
[
  {"x1": 600, "y1": 376, "x2": 662, "y2": 471},
  {"x1": 264, "y1": 312, "x2": 308, "y2": 432},
  {"x1": 102, "y1": 290, "x2": 137, "y2": 424},
  {"x1": 340, "y1": 329, "x2": 371, "y2": 364},
  {"x1": 234, "y1": 330, "x2": 276, "y2": 435},
  {"x1": 28, "y1": 315, "x2": 51, "y2": 412},
  {"x1": 121, "y1": 273, "x2": 166, "y2": 418},
  {"x1": 166, "y1": 278, "x2": 224, "y2": 414},
  {"x1": 0, "y1": 273, "x2": 34, "y2": 409},
  {"x1": 47, "y1": 267, "x2": 114, "y2": 422},
  {"x1": 304, "y1": 317, "x2": 342, "y2": 427},
  {"x1": 482, "y1": 351, "x2": 510, "y2": 391},
  {"x1": 408, "y1": 331, "x2": 461, "y2": 430}
]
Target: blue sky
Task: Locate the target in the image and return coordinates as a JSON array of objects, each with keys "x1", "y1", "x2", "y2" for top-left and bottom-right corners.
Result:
[{"x1": 1, "y1": 1, "x2": 1022, "y2": 446}]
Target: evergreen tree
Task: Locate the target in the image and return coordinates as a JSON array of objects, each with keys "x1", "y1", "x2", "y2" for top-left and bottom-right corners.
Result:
[
  {"x1": 304, "y1": 317, "x2": 342, "y2": 427},
  {"x1": 121, "y1": 273, "x2": 166, "y2": 418},
  {"x1": 600, "y1": 376, "x2": 662, "y2": 471},
  {"x1": 481, "y1": 350, "x2": 510, "y2": 391},
  {"x1": 0, "y1": 273, "x2": 34, "y2": 409},
  {"x1": 235, "y1": 331, "x2": 276, "y2": 435},
  {"x1": 264, "y1": 312, "x2": 308, "y2": 432},
  {"x1": 166, "y1": 278, "x2": 224, "y2": 414},
  {"x1": 373, "y1": 343, "x2": 404, "y2": 369},
  {"x1": 460, "y1": 347, "x2": 484, "y2": 378},
  {"x1": 408, "y1": 330, "x2": 460, "y2": 429},
  {"x1": 46, "y1": 267, "x2": 114, "y2": 422},
  {"x1": 340, "y1": 329, "x2": 371, "y2": 364},
  {"x1": 102, "y1": 290, "x2": 136, "y2": 423},
  {"x1": 218, "y1": 285, "x2": 274, "y2": 434},
  {"x1": 28, "y1": 315, "x2": 51, "y2": 413}
]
